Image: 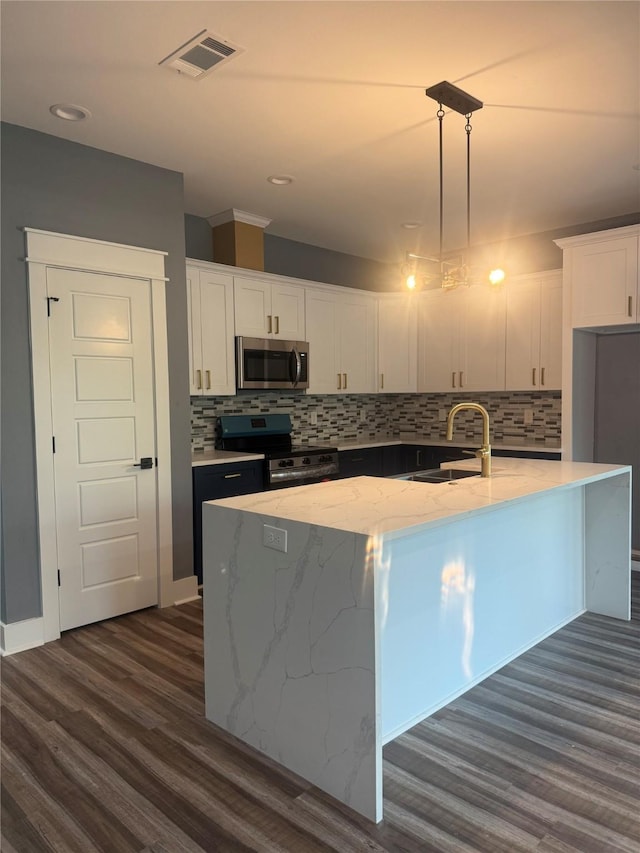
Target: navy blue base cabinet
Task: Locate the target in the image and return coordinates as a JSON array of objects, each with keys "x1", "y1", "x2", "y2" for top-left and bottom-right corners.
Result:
[{"x1": 193, "y1": 460, "x2": 264, "y2": 584}]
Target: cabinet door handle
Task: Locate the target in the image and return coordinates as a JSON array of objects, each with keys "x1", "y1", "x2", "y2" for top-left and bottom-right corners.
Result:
[
  {"x1": 532, "y1": 367, "x2": 536, "y2": 386},
  {"x1": 629, "y1": 296, "x2": 633, "y2": 318},
  {"x1": 224, "y1": 472, "x2": 242, "y2": 479},
  {"x1": 274, "y1": 315, "x2": 280, "y2": 335},
  {"x1": 541, "y1": 367, "x2": 545, "y2": 386},
  {"x1": 196, "y1": 369, "x2": 202, "y2": 390},
  {"x1": 452, "y1": 371, "x2": 456, "y2": 388},
  {"x1": 337, "y1": 373, "x2": 342, "y2": 390},
  {"x1": 343, "y1": 373, "x2": 347, "y2": 389},
  {"x1": 417, "y1": 450, "x2": 423, "y2": 467},
  {"x1": 205, "y1": 369, "x2": 211, "y2": 390},
  {"x1": 459, "y1": 371, "x2": 464, "y2": 388},
  {"x1": 267, "y1": 315, "x2": 273, "y2": 334},
  {"x1": 380, "y1": 373, "x2": 384, "y2": 389}
]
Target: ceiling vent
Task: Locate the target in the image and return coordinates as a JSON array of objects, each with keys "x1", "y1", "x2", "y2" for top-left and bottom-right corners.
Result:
[{"x1": 159, "y1": 30, "x2": 243, "y2": 79}]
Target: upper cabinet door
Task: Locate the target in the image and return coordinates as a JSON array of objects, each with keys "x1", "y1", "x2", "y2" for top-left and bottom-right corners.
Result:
[
  {"x1": 271, "y1": 281, "x2": 305, "y2": 340},
  {"x1": 187, "y1": 265, "x2": 235, "y2": 396},
  {"x1": 378, "y1": 294, "x2": 418, "y2": 393},
  {"x1": 566, "y1": 233, "x2": 639, "y2": 328},
  {"x1": 338, "y1": 291, "x2": 377, "y2": 394},
  {"x1": 199, "y1": 271, "x2": 236, "y2": 395},
  {"x1": 234, "y1": 277, "x2": 305, "y2": 339},
  {"x1": 305, "y1": 287, "x2": 340, "y2": 394},
  {"x1": 234, "y1": 278, "x2": 272, "y2": 337},
  {"x1": 538, "y1": 275, "x2": 562, "y2": 390},
  {"x1": 505, "y1": 271, "x2": 562, "y2": 391},
  {"x1": 461, "y1": 285, "x2": 506, "y2": 392},
  {"x1": 187, "y1": 266, "x2": 236, "y2": 397},
  {"x1": 418, "y1": 288, "x2": 463, "y2": 392}
]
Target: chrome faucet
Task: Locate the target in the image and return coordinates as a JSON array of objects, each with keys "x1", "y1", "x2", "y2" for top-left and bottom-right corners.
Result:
[{"x1": 446, "y1": 402, "x2": 492, "y2": 477}]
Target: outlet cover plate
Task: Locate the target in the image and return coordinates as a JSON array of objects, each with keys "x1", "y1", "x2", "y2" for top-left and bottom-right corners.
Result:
[{"x1": 263, "y1": 524, "x2": 287, "y2": 552}]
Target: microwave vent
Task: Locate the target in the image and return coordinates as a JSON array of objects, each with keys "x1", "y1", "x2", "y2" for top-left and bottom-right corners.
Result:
[{"x1": 159, "y1": 30, "x2": 243, "y2": 80}]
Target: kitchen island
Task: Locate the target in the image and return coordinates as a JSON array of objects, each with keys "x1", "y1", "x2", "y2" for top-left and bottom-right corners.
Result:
[{"x1": 202, "y1": 457, "x2": 631, "y2": 823}]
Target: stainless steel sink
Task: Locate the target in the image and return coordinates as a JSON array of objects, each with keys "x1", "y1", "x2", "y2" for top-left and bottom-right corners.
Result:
[{"x1": 399, "y1": 468, "x2": 479, "y2": 484}]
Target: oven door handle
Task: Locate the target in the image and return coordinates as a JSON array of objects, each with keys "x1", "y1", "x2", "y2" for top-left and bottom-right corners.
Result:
[{"x1": 291, "y1": 347, "x2": 302, "y2": 387}]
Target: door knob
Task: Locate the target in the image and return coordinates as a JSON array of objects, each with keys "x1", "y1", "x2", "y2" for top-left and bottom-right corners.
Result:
[{"x1": 133, "y1": 457, "x2": 154, "y2": 469}]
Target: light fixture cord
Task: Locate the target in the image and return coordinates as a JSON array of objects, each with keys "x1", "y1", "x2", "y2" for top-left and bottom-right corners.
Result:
[
  {"x1": 437, "y1": 105, "x2": 445, "y2": 264},
  {"x1": 465, "y1": 113, "x2": 472, "y2": 253}
]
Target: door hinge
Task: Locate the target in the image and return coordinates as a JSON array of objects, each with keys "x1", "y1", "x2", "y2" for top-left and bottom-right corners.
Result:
[
  {"x1": 57, "y1": 570, "x2": 61, "y2": 587},
  {"x1": 52, "y1": 436, "x2": 56, "y2": 453},
  {"x1": 47, "y1": 296, "x2": 60, "y2": 316}
]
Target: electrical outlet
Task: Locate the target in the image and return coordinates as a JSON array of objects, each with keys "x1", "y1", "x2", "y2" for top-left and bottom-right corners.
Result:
[
  {"x1": 263, "y1": 524, "x2": 287, "y2": 553},
  {"x1": 309, "y1": 411, "x2": 318, "y2": 426},
  {"x1": 439, "y1": 409, "x2": 447, "y2": 421},
  {"x1": 360, "y1": 408, "x2": 367, "y2": 423},
  {"x1": 524, "y1": 409, "x2": 534, "y2": 425}
]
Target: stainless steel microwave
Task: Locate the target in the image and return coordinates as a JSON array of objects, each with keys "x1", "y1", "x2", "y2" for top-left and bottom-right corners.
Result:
[{"x1": 235, "y1": 336, "x2": 309, "y2": 390}]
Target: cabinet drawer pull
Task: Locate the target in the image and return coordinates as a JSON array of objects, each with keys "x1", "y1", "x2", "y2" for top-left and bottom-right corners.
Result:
[
  {"x1": 380, "y1": 373, "x2": 384, "y2": 389},
  {"x1": 629, "y1": 296, "x2": 633, "y2": 318},
  {"x1": 343, "y1": 373, "x2": 347, "y2": 389},
  {"x1": 224, "y1": 472, "x2": 242, "y2": 479},
  {"x1": 459, "y1": 371, "x2": 464, "y2": 388},
  {"x1": 452, "y1": 371, "x2": 456, "y2": 388},
  {"x1": 532, "y1": 367, "x2": 536, "y2": 386},
  {"x1": 337, "y1": 373, "x2": 342, "y2": 390},
  {"x1": 196, "y1": 369, "x2": 202, "y2": 390},
  {"x1": 267, "y1": 315, "x2": 273, "y2": 333},
  {"x1": 205, "y1": 369, "x2": 211, "y2": 390},
  {"x1": 541, "y1": 367, "x2": 545, "y2": 386},
  {"x1": 274, "y1": 315, "x2": 280, "y2": 335}
]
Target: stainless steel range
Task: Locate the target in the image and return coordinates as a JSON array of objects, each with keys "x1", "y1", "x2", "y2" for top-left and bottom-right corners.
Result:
[{"x1": 217, "y1": 414, "x2": 339, "y2": 489}]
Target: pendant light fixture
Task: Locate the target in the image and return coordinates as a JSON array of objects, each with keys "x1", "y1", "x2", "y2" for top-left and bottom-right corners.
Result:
[{"x1": 404, "y1": 80, "x2": 505, "y2": 290}]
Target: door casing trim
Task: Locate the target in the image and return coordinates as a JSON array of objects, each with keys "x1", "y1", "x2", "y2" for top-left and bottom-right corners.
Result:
[{"x1": 25, "y1": 227, "x2": 179, "y2": 644}]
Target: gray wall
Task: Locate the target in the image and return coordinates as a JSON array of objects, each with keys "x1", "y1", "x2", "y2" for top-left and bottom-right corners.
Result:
[
  {"x1": 184, "y1": 216, "x2": 396, "y2": 290},
  {"x1": 1, "y1": 122, "x2": 193, "y2": 624},
  {"x1": 186, "y1": 212, "x2": 639, "y2": 290},
  {"x1": 594, "y1": 332, "x2": 640, "y2": 552}
]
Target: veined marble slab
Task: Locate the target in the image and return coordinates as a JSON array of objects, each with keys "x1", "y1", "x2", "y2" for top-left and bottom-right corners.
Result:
[
  {"x1": 205, "y1": 457, "x2": 627, "y2": 541},
  {"x1": 203, "y1": 457, "x2": 631, "y2": 823}
]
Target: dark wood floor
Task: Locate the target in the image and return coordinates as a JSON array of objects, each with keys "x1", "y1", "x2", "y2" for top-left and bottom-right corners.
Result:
[{"x1": 2, "y1": 574, "x2": 639, "y2": 852}]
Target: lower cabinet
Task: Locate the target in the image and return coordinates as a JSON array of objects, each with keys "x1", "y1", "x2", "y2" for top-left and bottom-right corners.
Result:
[
  {"x1": 193, "y1": 461, "x2": 264, "y2": 584},
  {"x1": 338, "y1": 448, "x2": 384, "y2": 478}
]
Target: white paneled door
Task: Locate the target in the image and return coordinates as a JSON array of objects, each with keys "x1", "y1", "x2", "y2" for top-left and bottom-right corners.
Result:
[{"x1": 47, "y1": 267, "x2": 159, "y2": 631}]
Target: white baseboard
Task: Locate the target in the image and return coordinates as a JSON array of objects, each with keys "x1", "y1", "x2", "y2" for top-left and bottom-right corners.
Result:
[
  {"x1": 170, "y1": 574, "x2": 200, "y2": 606},
  {"x1": 1, "y1": 616, "x2": 45, "y2": 656}
]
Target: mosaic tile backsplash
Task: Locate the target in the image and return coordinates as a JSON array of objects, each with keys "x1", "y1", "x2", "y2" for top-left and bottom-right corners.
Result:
[{"x1": 191, "y1": 390, "x2": 561, "y2": 451}]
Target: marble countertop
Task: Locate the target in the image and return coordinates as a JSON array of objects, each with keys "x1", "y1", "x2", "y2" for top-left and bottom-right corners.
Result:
[
  {"x1": 192, "y1": 449, "x2": 264, "y2": 467},
  {"x1": 206, "y1": 457, "x2": 629, "y2": 540}
]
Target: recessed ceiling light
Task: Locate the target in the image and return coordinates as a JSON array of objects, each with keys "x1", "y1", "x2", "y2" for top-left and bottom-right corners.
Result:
[
  {"x1": 402, "y1": 221, "x2": 422, "y2": 229},
  {"x1": 49, "y1": 103, "x2": 91, "y2": 122},
  {"x1": 267, "y1": 175, "x2": 294, "y2": 185}
]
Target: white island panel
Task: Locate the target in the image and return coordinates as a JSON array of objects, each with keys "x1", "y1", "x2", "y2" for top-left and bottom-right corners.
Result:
[
  {"x1": 379, "y1": 487, "x2": 584, "y2": 743},
  {"x1": 202, "y1": 504, "x2": 382, "y2": 821}
]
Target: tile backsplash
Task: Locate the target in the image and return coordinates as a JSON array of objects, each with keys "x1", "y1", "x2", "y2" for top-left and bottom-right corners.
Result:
[{"x1": 191, "y1": 390, "x2": 561, "y2": 451}]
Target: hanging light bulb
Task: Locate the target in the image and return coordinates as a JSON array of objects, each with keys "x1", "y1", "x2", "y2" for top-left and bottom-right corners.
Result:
[
  {"x1": 406, "y1": 273, "x2": 417, "y2": 290},
  {"x1": 488, "y1": 268, "x2": 506, "y2": 285}
]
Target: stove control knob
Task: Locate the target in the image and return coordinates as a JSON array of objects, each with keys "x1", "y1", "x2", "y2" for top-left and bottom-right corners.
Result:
[
  {"x1": 302, "y1": 457, "x2": 311, "y2": 465},
  {"x1": 278, "y1": 460, "x2": 288, "y2": 468},
  {"x1": 287, "y1": 459, "x2": 294, "y2": 467}
]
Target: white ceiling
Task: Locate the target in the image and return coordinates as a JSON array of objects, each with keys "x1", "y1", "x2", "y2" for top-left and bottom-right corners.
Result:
[{"x1": 1, "y1": 1, "x2": 639, "y2": 263}]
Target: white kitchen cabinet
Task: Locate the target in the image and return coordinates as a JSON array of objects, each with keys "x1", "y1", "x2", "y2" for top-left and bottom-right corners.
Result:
[
  {"x1": 306, "y1": 286, "x2": 376, "y2": 394},
  {"x1": 418, "y1": 284, "x2": 506, "y2": 392},
  {"x1": 505, "y1": 270, "x2": 562, "y2": 391},
  {"x1": 234, "y1": 275, "x2": 305, "y2": 340},
  {"x1": 187, "y1": 263, "x2": 235, "y2": 396},
  {"x1": 555, "y1": 226, "x2": 639, "y2": 328},
  {"x1": 377, "y1": 294, "x2": 418, "y2": 392}
]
